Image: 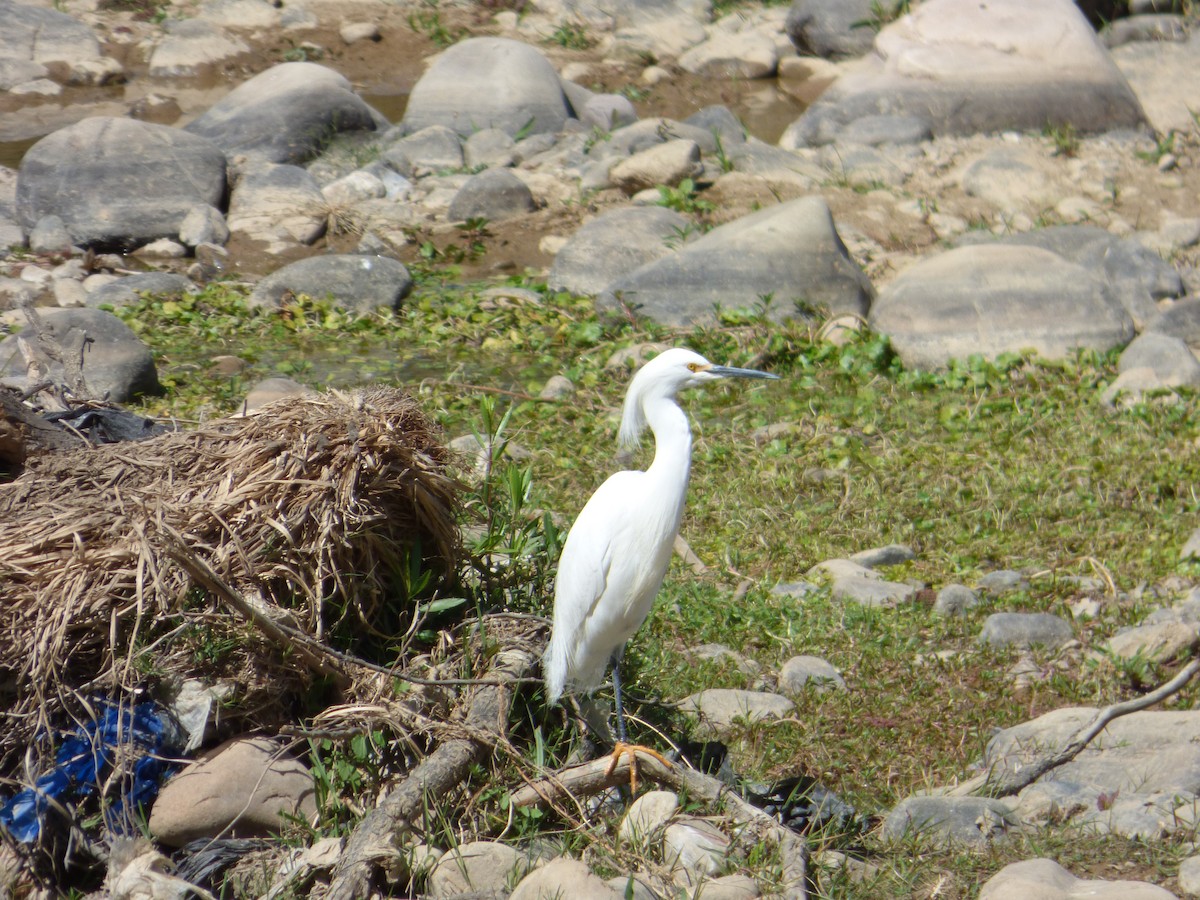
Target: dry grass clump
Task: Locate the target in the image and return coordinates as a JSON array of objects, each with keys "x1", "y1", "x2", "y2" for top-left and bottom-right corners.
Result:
[{"x1": 0, "y1": 387, "x2": 460, "y2": 776}]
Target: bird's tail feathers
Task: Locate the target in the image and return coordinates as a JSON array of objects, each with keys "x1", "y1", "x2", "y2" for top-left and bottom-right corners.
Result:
[{"x1": 542, "y1": 634, "x2": 568, "y2": 705}]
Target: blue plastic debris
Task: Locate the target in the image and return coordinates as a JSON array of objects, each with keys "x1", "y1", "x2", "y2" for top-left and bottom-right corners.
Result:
[{"x1": 0, "y1": 700, "x2": 184, "y2": 843}]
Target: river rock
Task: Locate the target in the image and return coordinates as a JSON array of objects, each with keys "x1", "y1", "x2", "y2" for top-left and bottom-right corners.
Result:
[
  {"x1": 16, "y1": 117, "x2": 227, "y2": 250},
  {"x1": 779, "y1": 655, "x2": 846, "y2": 693},
  {"x1": 781, "y1": 0, "x2": 1146, "y2": 147},
  {"x1": 427, "y1": 841, "x2": 529, "y2": 896},
  {"x1": 678, "y1": 29, "x2": 779, "y2": 79},
  {"x1": 784, "y1": 0, "x2": 877, "y2": 59},
  {"x1": 184, "y1": 62, "x2": 386, "y2": 165},
  {"x1": 403, "y1": 37, "x2": 572, "y2": 138},
  {"x1": 832, "y1": 575, "x2": 914, "y2": 607},
  {"x1": 226, "y1": 163, "x2": 327, "y2": 250},
  {"x1": 979, "y1": 612, "x2": 1074, "y2": 649},
  {"x1": 619, "y1": 789, "x2": 678, "y2": 847},
  {"x1": 86, "y1": 272, "x2": 196, "y2": 309},
  {"x1": 447, "y1": 169, "x2": 535, "y2": 222},
  {"x1": 1104, "y1": 619, "x2": 1199, "y2": 664},
  {"x1": 678, "y1": 689, "x2": 794, "y2": 733},
  {"x1": 548, "y1": 206, "x2": 691, "y2": 297},
  {"x1": 509, "y1": 857, "x2": 621, "y2": 900},
  {"x1": 869, "y1": 244, "x2": 1135, "y2": 370},
  {"x1": 609, "y1": 139, "x2": 702, "y2": 194},
  {"x1": 147, "y1": 19, "x2": 250, "y2": 78},
  {"x1": 664, "y1": 817, "x2": 731, "y2": 885},
  {"x1": 979, "y1": 858, "x2": 1177, "y2": 899},
  {"x1": 464, "y1": 128, "x2": 519, "y2": 169},
  {"x1": 0, "y1": 0, "x2": 103, "y2": 69},
  {"x1": 883, "y1": 795, "x2": 1018, "y2": 847},
  {"x1": 598, "y1": 195, "x2": 873, "y2": 326},
  {"x1": 149, "y1": 737, "x2": 316, "y2": 847},
  {"x1": 383, "y1": 125, "x2": 465, "y2": 177},
  {"x1": 935, "y1": 584, "x2": 982, "y2": 616},
  {"x1": 247, "y1": 254, "x2": 413, "y2": 314},
  {"x1": 0, "y1": 307, "x2": 159, "y2": 401}
]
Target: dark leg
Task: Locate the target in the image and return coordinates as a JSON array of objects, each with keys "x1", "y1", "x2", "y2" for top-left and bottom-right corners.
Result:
[{"x1": 610, "y1": 647, "x2": 627, "y2": 743}]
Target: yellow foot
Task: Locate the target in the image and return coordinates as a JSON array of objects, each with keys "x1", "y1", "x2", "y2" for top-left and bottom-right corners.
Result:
[{"x1": 605, "y1": 741, "x2": 672, "y2": 794}]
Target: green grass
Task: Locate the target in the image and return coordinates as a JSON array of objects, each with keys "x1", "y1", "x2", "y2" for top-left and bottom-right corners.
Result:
[{"x1": 104, "y1": 275, "x2": 1200, "y2": 896}]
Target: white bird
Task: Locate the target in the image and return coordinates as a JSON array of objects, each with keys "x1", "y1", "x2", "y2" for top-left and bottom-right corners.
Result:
[{"x1": 543, "y1": 347, "x2": 778, "y2": 783}]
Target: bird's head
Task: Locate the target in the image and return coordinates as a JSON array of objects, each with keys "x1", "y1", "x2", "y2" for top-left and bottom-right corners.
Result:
[{"x1": 618, "y1": 347, "x2": 778, "y2": 449}]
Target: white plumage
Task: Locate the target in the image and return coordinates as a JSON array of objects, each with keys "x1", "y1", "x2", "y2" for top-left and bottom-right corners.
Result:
[{"x1": 543, "y1": 347, "x2": 778, "y2": 737}]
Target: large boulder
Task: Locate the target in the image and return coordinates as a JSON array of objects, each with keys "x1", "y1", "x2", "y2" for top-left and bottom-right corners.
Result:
[
  {"x1": 549, "y1": 206, "x2": 692, "y2": 297},
  {"x1": 16, "y1": 117, "x2": 227, "y2": 250},
  {"x1": 247, "y1": 254, "x2": 413, "y2": 315},
  {"x1": 781, "y1": 0, "x2": 1147, "y2": 147},
  {"x1": 784, "y1": 0, "x2": 878, "y2": 60},
  {"x1": 402, "y1": 38, "x2": 572, "y2": 139},
  {"x1": 598, "y1": 196, "x2": 873, "y2": 326},
  {"x1": 0, "y1": 0, "x2": 102, "y2": 66},
  {"x1": 184, "y1": 62, "x2": 386, "y2": 165},
  {"x1": 869, "y1": 244, "x2": 1135, "y2": 369}
]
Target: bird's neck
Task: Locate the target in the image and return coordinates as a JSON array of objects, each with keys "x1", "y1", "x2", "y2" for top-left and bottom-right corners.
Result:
[{"x1": 644, "y1": 396, "x2": 693, "y2": 496}]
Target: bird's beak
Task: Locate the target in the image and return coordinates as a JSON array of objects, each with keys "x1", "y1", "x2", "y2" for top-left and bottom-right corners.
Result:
[{"x1": 708, "y1": 364, "x2": 780, "y2": 380}]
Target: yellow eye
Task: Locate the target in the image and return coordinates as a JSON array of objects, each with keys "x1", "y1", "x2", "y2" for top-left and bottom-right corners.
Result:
[{"x1": 687, "y1": 363, "x2": 702, "y2": 373}]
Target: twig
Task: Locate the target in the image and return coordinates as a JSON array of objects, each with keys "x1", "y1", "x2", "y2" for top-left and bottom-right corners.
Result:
[
  {"x1": 963, "y1": 658, "x2": 1200, "y2": 798},
  {"x1": 511, "y1": 754, "x2": 808, "y2": 899},
  {"x1": 325, "y1": 648, "x2": 536, "y2": 900}
]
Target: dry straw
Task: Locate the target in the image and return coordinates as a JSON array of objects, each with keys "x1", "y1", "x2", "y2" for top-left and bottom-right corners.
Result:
[{"x1": 0, "y1": 387, "x2": 461, "y2": 776}]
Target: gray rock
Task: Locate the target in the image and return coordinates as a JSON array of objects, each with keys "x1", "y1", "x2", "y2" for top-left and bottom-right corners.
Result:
[
  {"x1": 86, "y1": 272, "x2": 195, "y2": 309},
  {"x1": 978, "y1": 858, "x2": 1176, "y2": 899},
  {"x1": 1178, "y1": 854, "x2": 1200, "y2": 898},
  {"x1": 978, "y1": 570, "x2": 1027, "y2": 594},
  {"x1": 935, "y1": 584, "x2": 982, "y2": 617},
  {"x1": 178, "y1": 204, "x2": 229, "y2": 247},
  {"x1": 850, "y1": 543, "x2": 914, "y2": 567},
  {"x1": 184, "y1": 62, "x2": 385, "y2": 165},
  {"x1": 604, "y1": 874, "x2": 660, "y2": 900},
  {"x1": 598, "y1": 117, "x2": 726, "y2": 161},
  {"x1": 958, "y1": 225, "x2": 1184, "y2": 329},
  {"x1": 17, "y1": 117, "x2": 227, "y2": 250},
  {"x1": 678, "y1": 30, "x2": 778, "y2": 79},
  {"x1": 427, "y1": 841, "x2": 529, "y2": 897},
  {"x1": 1112, "y1": 26, "x2": 1200, "y2": 133},
  {"x1": 579, "y1": 93, "x2": 639, "y2": 131},
  {"x1": 539, "y1": 374, "x2": 575, "y2": 400},
  {"x1": 548, "y1": 206, "x2": 691, "y2": 297},
  {"x1": 147, "y1": 18, "x2": 250, "y2": 78},
  {"x1": 1147, "y1": 296, "x2": 1200, "y2": 344},
  {"x1": 464, "y1": 128, "x2": 518, "y2": 169},
  {"x1": 0, "y1": 307, "x2": 159, "y2": 401},
  {"x1": 148, "y1": 737, "x2": 316, "y2": 847},
  {"x1": 618, "y1": 789, "x2": 678, "y2": 846},
  {"x1": 0, "y1": 0, "x2": 103, "y2": 66},
  {"x1": 1105, "y1": 620, "x2": 1199, "y2": 664},
  {"x1": 771, "y1": 580, "x2": 820, "y2": 598},
  {"x1": 509, "y1": 857, "x2": 622, "y2": 900},
  {"x1": 243, "y1": 377, "x2": 312, "y2": 412},
  {"x1": 248, "y1": 254, "x2": 413, "y2": 315},
  {"x1": 1118, "y1": 332, "x2": 1200, "y2": 382},
  {"x1": 883, "y1": 795, "x2": 1018, "y2": 847},
  {"x1": 599, "y1": 196, "x2": 873, "y2": 326},
  {"x1": 665, "y1": 817, "x2": 730, "y2": 884},
  {"x1": 726, "y1": 139, "x2": 824, "y2": 186},
  {"x1": 684, "y1": 105, "x2": 747, "y2": 147},
  {"x1": 679, "y1": 688, "x2": 794, "y2": 733},
  {"x1": 447, "y1": 169, "x2": 535, "y2": 223},
  {"x1": 781, "y1": 0, "x2": 1146, "y2": 147},
  {"x1": 779, "y1": 655, "x2": 846, "y2": 693},
  {"x1": 609, "y1": 139, "x2": 702, "y2": 194},
  {"x1": 226, "y1": 163, "x2": 326, "y2": 248},
  {"x1": 383, "y1": 125, "x2": 465, "y2": 177},
  {"x1": 1102, "y1": 13, "x2": 1187, "y2": 48},
  {"x1": 403, "y1": 37, "x2": 572, "y2": 138},
  {"x1": 979, "y1": 613, "x2": 1074, "y2": 649},
  {"x1": 870, "y1": 244, "x2": 1135, "y2": 370},
  {"x1": 809, "y1": 558, "x2": 879, "y2": 581},
  {"x1": 784, "y1": 0, "x2": 878, "y2": 60},
  {"x1": 838, "y1": 114, "x2": 933, "y2": 146},
  {"x1": 28, "y1": 215, "x2": 73, "y2": 253},
  {"x1": 321, "y1": 171, "x2": 386, "y2": 208},
  {"x1": 832, "y1": 574, "x2": 915, "y2": 607}
]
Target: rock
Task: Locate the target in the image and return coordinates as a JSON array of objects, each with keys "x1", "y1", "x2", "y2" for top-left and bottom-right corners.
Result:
[
  {"x1": 403, "y1": 37, "x2": 572, "y2": 138},
  {"x1": 148, "y1": 19, "x2": 250, "y2": 78},
  {"x1": 838, "y1": 114, "x2": 933, "y2": 146},
  {"x1": 340, "y1": 21, "x2": 381, "y2": 44},
  {"x1": 664, "y1": 817, "x2": 731, "y2": 884},
  {"x1": 539, "y1": 374, "x2": 575, "y2": 400},
  {"x1": 784, "y1": 0, "x2": 878, "y2": 59},
  {"x1": 782, "y1": 0, "x2": 1146, "y2": 146},
  {"x1": 0, "y1": 307, "x2": 159, "y2": 401},
  {"x1": 979, "y1": 858, "x2": 1177, "y2": 899},
  {"x1": 979, "y1": 613, "x2": 1074, "y2": 649},
  {"x1": 548, "y1": 206, "x2": 691, "y2": 297},
  {"x1": 226, "y1": 163, "x2": 327, "y2": 250},
  {"x1": 808, "y1": 558, "x2": 880, "y2": 581},
  {"x1": 27, "y1": 215, "x2": 73, "y2": 253},
  {"x1": 1103, "y1": 14, "x2": 1188, "y2": 48},
  {"x1": 870, "y1": 244, "x2": 1135, "y2": 370},
  {"x1": 1112, "y1": 25, "x2": 1200, "y2": 133},
  {"x1": 149, "y1": 737, "x2": 316, "y2": 847},
  {"x1": 604, "y1": 874, "x2": 659, "y2": 900},
  {"x1": 609, "y1": 139, "x2": 703, "y2": 194},
  {"x1": 508, "y1": 857, "x2": 622, "y2": 899},
  {"x1": 447, "y1": 169, "x2": 535, "y2": 222},
  {"x1": 618, "y1": 789, "x2": 678, "y2": 846},
  {"x1": 427, "y1": 841, "x2": 529, "y2": 896},
  {"x1": 686, "y1": 643, "x2": 761, "y2": 674},
  {"x1": 16, "y1": 117, "x2": 227, "y2": 250},
  {"x1": 178, "y1": 204, "x2": 230, "y2": 248},
  {"x1": 832, "y1": 575, "x2": 915, "y2": 607},
  {"x1": 850, "y1": 543, "x2": 914, "y2": 567},
  {"x1": 184, "y1": 62, "x2": 385, "y2": 165},
  {"x1": 1116, "y1": 332, "x2": 1200, "y2": 385},
  {"x1": 242, "y1": 377, "x2": 312, "y2": 412},
  {"x1": 978, "y1": 570, "x2": 1028, "y2": 594},
  {"x1": 960, "y1": 147, "x2": 1066, "y2": 209},
  {"x1": 779, "y1": 655, "x2": 846, "y2": 693},
  {"x1": 599, "y1": 196, "x2": 873, "y2": 326},
  {"x1": 934, "y1": 584, "x2": 982, "y2": 616},
  {"x1": 1105, "y1": 620, "x2": 1199, "y2": 664},
  {"x1": 678, "y1": 689, "x2": 794, "y2": 733},
  {"x1": 0, "y1": 0, "x2": 103, "y2": 66},
  {"x1": 321, "y1": 171, "x2": 386, "y2": 208},
  {"x1": 578, "y1": 93, "x2": 638, "y2": 131},
  {"x1": 771, "y1": 580, "x2": 820, "y2": 598},
  {"x1": 697, "y1": 874, "x2": 761, "y2": 898},
  {"x1": 86, "y1": 273, "x2": 195, "y2": 309},
  {"x1": 684, "y1": 105, "x2": 747, "y2": 146},
  {"x1": 678, "y1": 30, "x2": 779, "y2": 79},
  {"x1": 247, "y1": 254, "x2": 413, "y2": 315},
  {"x1": 883, "y1": 795, "x2": 1018, "y2": 847},
  {"x1": 383, "y1": 125, "x2": 465, "y2": 177},
  {"x1": 464, "y1": 128, "x2": 518, "y2": 169},
  {"x1": 1178, "y1": 855, "x2": 1200, "y2": 898}
]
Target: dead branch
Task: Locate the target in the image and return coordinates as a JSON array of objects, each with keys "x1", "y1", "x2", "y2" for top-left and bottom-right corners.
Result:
[
  {"x1": 961, "y1": 658, "x2": 1200, "y2": 798},
  {"x1": 325, "y1": 647, "x2": 536, "y2": 900},
  {"x1": 512, "y1": 753, "x2": 808, "y2": 899}
]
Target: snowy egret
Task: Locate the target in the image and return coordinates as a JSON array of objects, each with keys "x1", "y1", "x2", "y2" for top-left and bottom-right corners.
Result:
[{"x1": 543, "y1": 347, "x2": 778, "y2": 786}]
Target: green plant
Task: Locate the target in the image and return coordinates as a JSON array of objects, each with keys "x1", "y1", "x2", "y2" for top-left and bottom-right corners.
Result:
[
  {"x1": 548, "y1": 20, "x2": 594, "y2": 49},
  {"x1": 407, "y1": 0, "x2": 461, "y2": 47},
  {"x1": 850, "y1": 0, "x2": 911, "y2": 31},
  {"x1": 654, "y1": 178, "x2": 715, "y2": 216},
  {"x1": 1044, "y1": 121, "x2": 1081, "y2": 158},
  {"x1": 1136, "y1": 130, "x2": 1177, "y2": 164}
]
